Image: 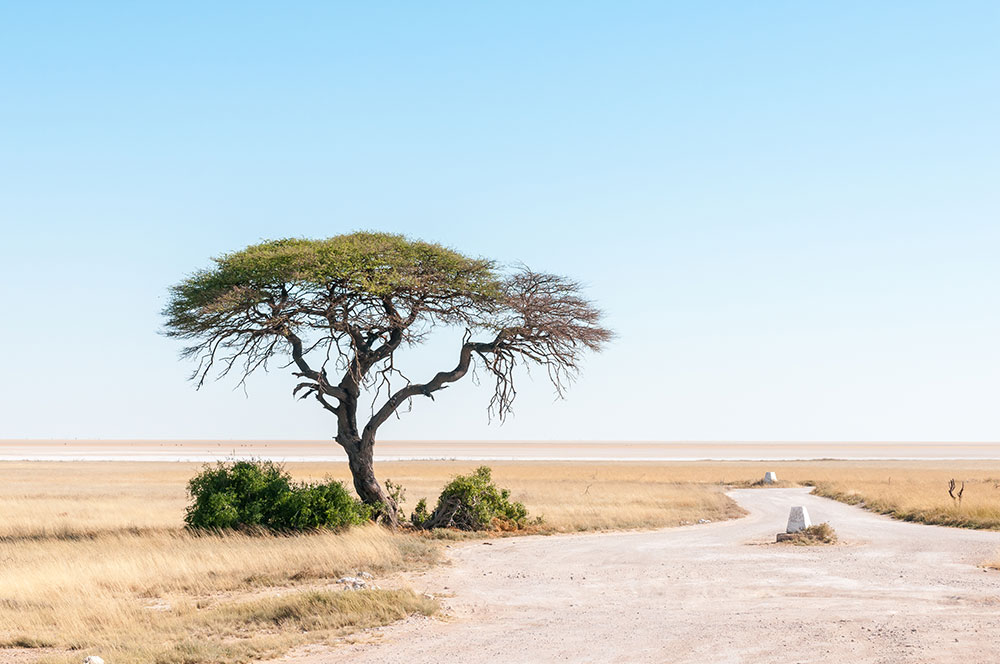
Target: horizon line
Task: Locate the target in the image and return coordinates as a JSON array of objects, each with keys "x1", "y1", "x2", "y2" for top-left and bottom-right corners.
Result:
[{"x1": 3, "y1": 439, "x2": 999, "y2": 445}]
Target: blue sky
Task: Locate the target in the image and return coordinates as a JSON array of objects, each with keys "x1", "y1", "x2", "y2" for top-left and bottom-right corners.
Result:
[{"x1": 1, "y1": 2, "x2": 998, "y2": 441}]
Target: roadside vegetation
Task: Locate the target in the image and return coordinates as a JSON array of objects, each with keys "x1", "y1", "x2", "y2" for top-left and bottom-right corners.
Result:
[
  {"x1": 806, "y1": 473, "x2": 1000, "y2": 531},
  {"x1": 723, "y1": 463, "x2": 1000, "y2": 532},
  {"x1": 411, "y1": 466, "x2": 530, "y2": 531},
  {"x1": 777, "y1": 522, "x2": 838, "y2": 545}
]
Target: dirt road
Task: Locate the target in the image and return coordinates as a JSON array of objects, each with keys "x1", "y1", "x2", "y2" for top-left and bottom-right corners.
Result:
[{"x1": 285, "y1": 489, "x2": 1000, "y2": 663}]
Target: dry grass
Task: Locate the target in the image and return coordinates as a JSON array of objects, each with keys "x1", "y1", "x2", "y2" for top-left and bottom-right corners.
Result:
[
  {"x1": 0, "y1": 461, "x2": 748, "y2": 537},
  {"x1": 776, "y1": 522, "x2": 838, "y2": 546},
  {"x1": 28, "y1": 588, "x2": 434, "y2": 664},
  {"x1": 704, "y1": 460, "x2": 1000, "y2": 533},
  {"x1": 378, "y1": 462, "x2": 747, "y2": 532},
  {"x1": 5, "y1": 459, "x2": 999, "y2": 535},
  {"x1": 0, "y1": 460, "x2": 746, "y2": 663},
  {"x1": 0, "y1": 525, "x2": 438, "y2": 663},
  {"x1": 6, "y1": 458, "x2": 1000, "y2": 661},
  {"x1": 802, "y1": 465, "x2": 1000, "y2": 531},
  {"x1": 382, "y1": 460, "x2": 1000, "y2": 533},
  {"x1": 0, "y1": 462, "x2": 193, "y2": 540}
]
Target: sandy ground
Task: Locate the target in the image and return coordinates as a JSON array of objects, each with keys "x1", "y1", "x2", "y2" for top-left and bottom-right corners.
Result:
[
  {"x1": 4, "y1": 440, "x2": 1000, "y2": 461},
  {"x1": 280, "y1": 488, "x2": 1000, "y2": 664}
]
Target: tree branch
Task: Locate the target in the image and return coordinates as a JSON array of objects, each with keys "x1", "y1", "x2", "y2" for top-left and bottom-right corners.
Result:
[
  {"x1": 285, "y1": 329, "x2": 349, "y2": 401},
  {"x1": 362, "y1": 337, "x2": 499, "y2": 445}
]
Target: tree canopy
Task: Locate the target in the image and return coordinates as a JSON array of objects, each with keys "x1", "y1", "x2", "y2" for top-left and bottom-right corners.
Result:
[{"x1": 165, "y1": 231, "x2": 612, "y2": 523}]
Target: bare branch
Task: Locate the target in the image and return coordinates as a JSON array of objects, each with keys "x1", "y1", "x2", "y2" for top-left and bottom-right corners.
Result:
[{"x1": 363, "y1": 337, "x2": 500, "y2": 444}]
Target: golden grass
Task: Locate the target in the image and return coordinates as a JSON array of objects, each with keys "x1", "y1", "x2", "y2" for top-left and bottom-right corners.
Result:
[
  {"x1": 0, "y1": 525, "x2": 438, "y2": 663},
  {"x1": 0, "y1": 461, "x2": 749, "y2": 537},
  {"x1": 379, "y1": 462, "x2": 747, "y2": 532},
  {"x1": 0, "y1": 460, "x2": 746, "y2": 663},
  {"x1": 5, "y1": 458, "x2": 1000, "y2": 661},
  {"x1": 776, "y1": 522, "x2": 838, "y2": 546},
  {"x1": 801, "y1": 465, "x2": 1000, "y2": 530},
  {"x1": 31, "y1": 588, "x2": 434, "y2": 664},
  {"x1": 381, "y1": 460, "x2": 1000, "y2": 533},
  {"x1": 5, "y1": 459, "x2": 999, "y2": 536}
]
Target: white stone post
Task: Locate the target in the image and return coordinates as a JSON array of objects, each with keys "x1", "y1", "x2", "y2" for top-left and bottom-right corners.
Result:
[{"x1": 786, "y1": 506, "x2": 811, "y2": 533}]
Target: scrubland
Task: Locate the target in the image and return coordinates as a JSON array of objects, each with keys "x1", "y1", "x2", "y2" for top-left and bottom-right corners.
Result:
[
  {"x1": 0, "y1": 461, "x2": 742, "y2": 663},
  {"x1": 0, "y1": 461, "x2": 746, "y2": 537},
  {"x1": 2, "y1": 459, "x2": 1000, "y2": 661}
]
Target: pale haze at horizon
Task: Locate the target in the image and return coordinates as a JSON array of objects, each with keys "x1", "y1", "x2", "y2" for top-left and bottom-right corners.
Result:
[{"x1": 1, "y1": 3, "x2": 997, "y2": 442}]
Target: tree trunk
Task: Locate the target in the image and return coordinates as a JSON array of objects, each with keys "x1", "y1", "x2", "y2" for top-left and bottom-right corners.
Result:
[{"x1": 343, "y1": 438, "x2": 399, "y2": 527}]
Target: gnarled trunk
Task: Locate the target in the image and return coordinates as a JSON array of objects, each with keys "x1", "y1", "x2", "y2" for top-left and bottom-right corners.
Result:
[{"x1": 340, "y1": 436, "x2": 399, "y2": 527}]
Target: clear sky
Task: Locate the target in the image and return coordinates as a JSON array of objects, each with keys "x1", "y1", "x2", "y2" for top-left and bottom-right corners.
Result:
[{"x1": 1, "y1": 2, "x2": 997, "y2": 442}]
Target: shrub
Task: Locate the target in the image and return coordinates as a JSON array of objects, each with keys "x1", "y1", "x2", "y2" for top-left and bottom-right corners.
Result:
[
  {"x1": 420, "y1": 466, "x2": 529, "y2": 531},
  {"x1": 779, "y1": 522, "x2": 838, "y2": 545},
  {"x1": 185, "y1": 460, "x2": 291, "y2": 529},
  {"x1": 185, "y1": 460, "x2": 372, "y2": 531},
  {"x1": 410, "y1": 498, "x2": 430, "y2": 528},
  {"x1": 270, "y1": 481, "x2": 374, "y2": 530}
]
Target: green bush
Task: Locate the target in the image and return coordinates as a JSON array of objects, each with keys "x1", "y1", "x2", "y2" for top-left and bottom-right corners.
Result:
[
  {"x1": 185, "y1": 460, "x2": 290, "y2": 529},
  {"x1": 185, "y1": 460, "x2": 372, "y2": 531},
  {"x1": 420, "y1": 466, "x2": 529, "y2": 531},
  {"x1": 270, "y1": 481, "x2": 374, "y2": 530},
  {"x1": 410, "y1": 497, "x2": 430, "y2": 527}
]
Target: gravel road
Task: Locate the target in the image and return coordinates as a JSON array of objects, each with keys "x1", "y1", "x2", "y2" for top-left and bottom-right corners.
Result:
[{"x1": 284, "y1": 488, "x2": 1000, "y2": 664}]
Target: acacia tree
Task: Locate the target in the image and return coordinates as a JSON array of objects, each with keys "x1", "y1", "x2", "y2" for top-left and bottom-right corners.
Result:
[{"x1": 164, "y1": 232, "x2": 611, "y2": 525}]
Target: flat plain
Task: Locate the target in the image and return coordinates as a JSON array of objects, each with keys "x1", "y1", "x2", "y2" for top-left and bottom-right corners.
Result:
[{"x1": 1, "y1": 452, "x2": 1000, "y2": 663}]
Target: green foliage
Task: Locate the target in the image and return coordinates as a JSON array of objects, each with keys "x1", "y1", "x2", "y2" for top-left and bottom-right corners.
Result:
[
  {"x1": 185, "y1": 460, "x2": 372, "y2": 531},
  {"x1": 383, "y1": 479, "x2": 406, "y2": 508},
  {"x1": 424, "y1": 466, "x2": 529, "y2": 531},
  {"x1": 164, "y1": 232, "x2": 503, "y2": 339},
  {"x1": 185, "y1": 460, "x2": 290, "y2": 529},
  {"x1": 410, "y1": 498, "x2": 430, "y2": 528},
  {"x1": 270, "y1": 482, "x2": 374, "y2": 530}
]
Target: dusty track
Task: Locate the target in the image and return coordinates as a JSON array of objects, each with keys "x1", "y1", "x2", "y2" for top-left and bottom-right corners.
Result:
[{"x1": 283, "y1": 489, "x2": 1000, "y2": 663}]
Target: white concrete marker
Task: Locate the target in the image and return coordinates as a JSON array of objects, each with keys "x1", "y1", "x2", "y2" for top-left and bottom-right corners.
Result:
[
  {"x1": 786, "y1": 506, "x2": 811, "y2": 533},
  {"x1": 763, "y1": 472, "x2": 778, "y2": 484}
]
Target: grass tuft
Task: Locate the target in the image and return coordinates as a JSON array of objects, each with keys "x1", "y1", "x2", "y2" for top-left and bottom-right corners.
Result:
[
  {"x1": 778, "y1": 522, "x2": 838, "y2": 545},
  {"x1": 1, "y1": 636, "x2": 57, "y2": 648}
]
